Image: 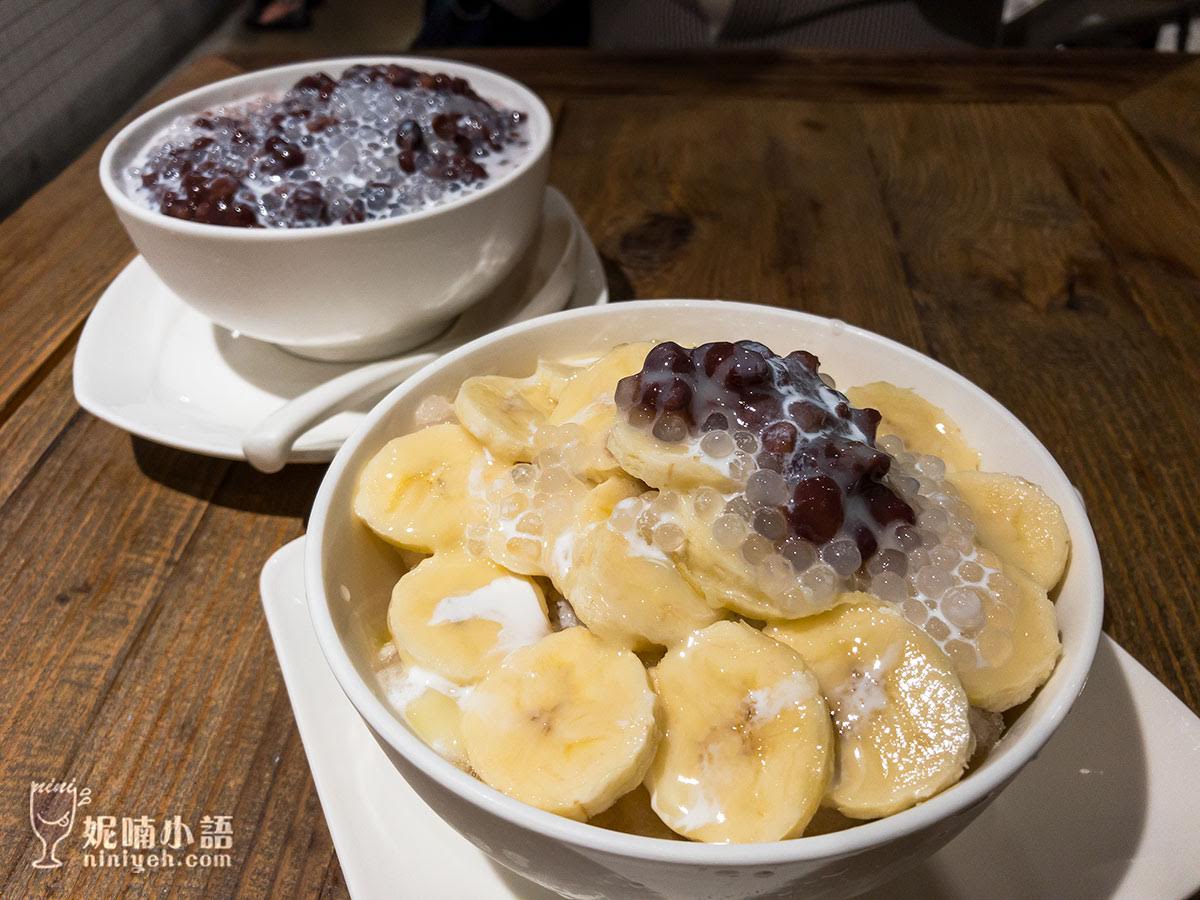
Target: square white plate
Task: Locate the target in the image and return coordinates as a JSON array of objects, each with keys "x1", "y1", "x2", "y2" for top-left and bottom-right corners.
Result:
[{"x1": 261, "y1": 537, "x2": 1200, "y2": 899}]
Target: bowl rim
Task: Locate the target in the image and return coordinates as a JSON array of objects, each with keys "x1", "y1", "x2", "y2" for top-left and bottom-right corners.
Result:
[
  {"x1": 98, "y1": 55, "x2": 553, "y2": 240},
  {"x1": 305, "y1": 299, "x2": 1104, "y2": 865}
]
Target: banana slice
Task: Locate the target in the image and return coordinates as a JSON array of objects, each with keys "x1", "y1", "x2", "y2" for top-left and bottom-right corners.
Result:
[
  {"x1": 402, "y1": 687, "x2": 469, "y2": 769},
  {"x1": 767, "y1": 597, "x2": 972, "y2": 819},
  {"x1": 669, "y1": 502, "x2": 838, "y2": 621},
  {"x1": 479, "y1": 461, "x2": 592, "y2": 578},
  {"x1": 547, "y1": 342, "x2": 656, "y2": 479},
  {"x1": 946, "y1": 471, "x2": 1069, "y2": 591},
  {"x1": 846, "y1": 382, "x2": 980, "y2": 472},
  {"x1": 388, "y1": 551, "x2": 550, "y2": 683},
  {"x1": 646, "y1": 621, "x2": 832, "y2": 843},
  {"x1": 376, "y1": 645, "x2": 470, "y2": 769},
  {"x1": 606, "y1": 422, "x2": 742, "y2": 493},
  {"x1": 590, "y1": 786, "x2": 681, "y2": 840},
  {"x1": 462, "y1": 627, "x2": 659, "y2": 820},
  {"x1": 560, "y1": 492, "x2": 721, "y2": 650},
  {"x1": 454, "y1": 374, "x2": 549, "y2": 462},
  {"x1": 355, "y1": 423, "x2": 493, "y2": 553},
  {"x1": 955, "y1": 566, "x2": 1061, "y2": 712}
]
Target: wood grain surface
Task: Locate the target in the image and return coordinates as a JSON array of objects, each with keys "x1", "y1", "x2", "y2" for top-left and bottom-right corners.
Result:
[{"x1": 2, "y1": 49, "x2": 1198, "y2": 897}]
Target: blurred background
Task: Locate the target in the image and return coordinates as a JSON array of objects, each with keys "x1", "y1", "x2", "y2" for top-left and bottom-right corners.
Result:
[{"x1": 1, "y1": 0, "x2": 1197, "y2": 218}]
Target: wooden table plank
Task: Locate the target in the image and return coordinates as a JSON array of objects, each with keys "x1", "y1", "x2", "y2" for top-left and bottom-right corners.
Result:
[
  {"x1": 1118, "y1": 59, "x2": 1200, "y2": 216},
  {"x1": 550, "y1": 94, "x2": 929, "y2": 349}
]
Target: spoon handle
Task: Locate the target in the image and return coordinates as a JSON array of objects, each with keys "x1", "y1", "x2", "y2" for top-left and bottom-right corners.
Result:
[{"x1": 242, "y1": 351, "x2": 436, "y2": 473}]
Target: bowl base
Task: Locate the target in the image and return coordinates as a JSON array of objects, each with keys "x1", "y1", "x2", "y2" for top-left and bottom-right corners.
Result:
[{"x1": 276, "y1": 316, "x2": 454, "y2": 363}]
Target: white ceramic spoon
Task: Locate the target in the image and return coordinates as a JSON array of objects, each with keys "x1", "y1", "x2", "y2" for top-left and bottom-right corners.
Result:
[{"x1": 242, "y1": 210, "x2": 579, "y2": 473}]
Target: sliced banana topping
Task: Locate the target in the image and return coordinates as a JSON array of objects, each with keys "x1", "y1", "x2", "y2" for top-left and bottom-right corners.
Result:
[
  {"x1": 559, "y1": 491, "x2": 721, "y2": 650},
  {"x1": 646, "y1": 621, "x2": 832, "y2": 843},
  {"x1": 546, "y1": 342, "x2": 657, "y2": 479},
  {"x1": 846, "y1": 382, "x2": 980, "y2": 473},
  {"x1": 355, "y1": 422, "x2": 494, "y2": 553},
  {"x1": 607, "y1": 421, "x2": 742, "y2": 493},
  {"x1": 388, "y1": 551, "x2": 550, "y2": 684},
  {"x1": 454, "y1": 374, "x2": 549, "y2": 462},
  {"x1": 953, "y1": 566, "x2": 1061, "y2": 712},
  {"x1": 768, "y1": 598, "x2": 972, "y2": 819},
  {"x1": 461, "y1": 627, "x2": 659, "y2": 820},
  {"x1": 375, "y1": 643, "x2": 471, "y2": 769},
  {"x1": 946, "y1": 470, "x2": 1069, "y2": 591}
]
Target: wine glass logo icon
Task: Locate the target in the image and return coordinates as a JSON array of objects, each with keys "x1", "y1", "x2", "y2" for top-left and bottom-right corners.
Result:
[{"x1": 29, "y1": 780, "x2": 90, "y2": 869}]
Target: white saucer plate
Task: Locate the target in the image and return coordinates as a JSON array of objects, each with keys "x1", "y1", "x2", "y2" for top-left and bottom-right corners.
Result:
[
  {"x1": 261, "y1": 537, "x2": 1200, "y2": 900},
  {"x1": 73, "y1": 188, "x2": 607, "y2": 464}
]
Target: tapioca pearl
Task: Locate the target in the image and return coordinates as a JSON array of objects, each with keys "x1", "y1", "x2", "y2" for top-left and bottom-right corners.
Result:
[
  {"x1": 871, "y1": 571, "x2": 908, "y2": 603},
  {"x1": 724, "y1": 495, "x2": 754, "y2": 521},
  {"x1": 751, "y1": 506, "x2": 788, "y2": 541},
  {"x1": 712, "y1": 514, "x2": 748, "y2": 549},
  {"x1": 866, "y1": 548, "x2": 907, "y2": 577},
  {"x1": 414, "y1": 393, "x2": 455, "y2": 426},
  {"x1": 653, "y1": 412, "x2": 689, "y2": 443},
  {"x1": 958, "y1": 560, "x2": 985, "y2": 583},
  {"x1": 636, "y1": 507, "x2": 661, "y2": 543},
  {"x1": 821, "y1": 539, "x2": 862, "y2": 577},
  {"x1": 895, "y1": 451, "x2": 917, "y2": 468},
  {"x1": 977, "y1": 628, "x2": 1013, "y2": 667},
  {"x1": 906, "y1": 547, "x2": 930, "y2": 571},
  {"x1": 692, "y1": 487, "x2": 724, "y2": 521},
  {"x1": 913, "y1": 454, "x2": 946, "y2": 480},
  {"x1": 779, "y1": 536, "x2": 817, "y2": 572},
  {"x1": 506, "y1": 535, "x2": 541, "y2": 562},
  {"x1": 800, "y1": 563, "x2": 838, "y2": 604},
  {"x1": 894, "y1": 525, "x2": 923, "y2": 552},
  {"x1": 728, "y1": 451, "x2": 758, "y2": 481},
  {"x1": 986, "y1": 571, "x2": 1018, "y2": 599},
  {"x1": 516, "y1": 511, "x2": 543, "y2": 535},
  {"x1": 942, "y1": 587, "x2": 985, "y2": 632},
  {"x1": 698, "y1": 430, "x2": 734, "y2": 458},
  {"x1": 925, "y1": 616, "x2": 951, "y2": 642},
  {"x1": 499, "y1": 493, "x2": 529, "y2": 518},
  {"x1": 915, "y1": 566, "x2": 954, "y2": 598},
  {"x1": 927, "y1": 544, "x2": 960, "y2": 571},
  {"x1": 653, "y1": 521, "x2": 686, "y2": 553},
  {"x1": 943, "y1": 530, "x2": 974, "y2": 555},
  {"x1": 745, "y1": 469, "x2": 788, "y2": 507},
  {"x1": 652, "y1": 490, "x2": 682, "y2": 515},
  {"x1": 759, "y1": 554, "x2": 794, "y2": 594},
  {"x1": 609, "y1": 500, "x2": 639, "y2": 533},
  {"x1": 917, "y1": 507, "x2": 950, "y2": 535},
  {"x1": 878, "y1": 434, "x2": 905, "y2": 462},
  {"x1": 943, "y1": 639, "x2": 976, "y2": 668},
  {"x1": 975, "y1": 548, "x2": 1003, "y2": 571},
  {"x1": 891, "y1": 474, "x2": 921, "y2": 500},
  {"x1": 741, "y1": 534, "x2": 774, "y2": 565},
  {"x1": 536, "y1": 464, "x2": 574, "y2": 494},
  {"x1": 734, "y1": 431, "x2": 759, "y2": 453}
]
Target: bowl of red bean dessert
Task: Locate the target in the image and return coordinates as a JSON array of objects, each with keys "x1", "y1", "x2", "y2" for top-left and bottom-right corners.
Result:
[{"x1": 99, "y1": 58, "x2": 552, "y2": 361}]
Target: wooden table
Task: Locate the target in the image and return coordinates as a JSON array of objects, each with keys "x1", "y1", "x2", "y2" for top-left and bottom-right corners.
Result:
[{"x1": 3, "y1": 48, "x2": 1199, "y2": 897}]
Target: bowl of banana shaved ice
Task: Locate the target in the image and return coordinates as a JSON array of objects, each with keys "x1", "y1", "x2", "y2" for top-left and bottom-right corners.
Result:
[{"x1": 306, "y1": 300, "x2": 1102, "y2": 899}]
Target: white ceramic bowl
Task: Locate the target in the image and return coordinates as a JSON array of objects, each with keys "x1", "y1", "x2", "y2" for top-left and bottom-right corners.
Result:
[
  {"x1": 99, "y1": 57, "x2": 552, "y2": 361},
  {"x1": 306, "y1": 300, "x2": 1103, "y2": 899}
]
